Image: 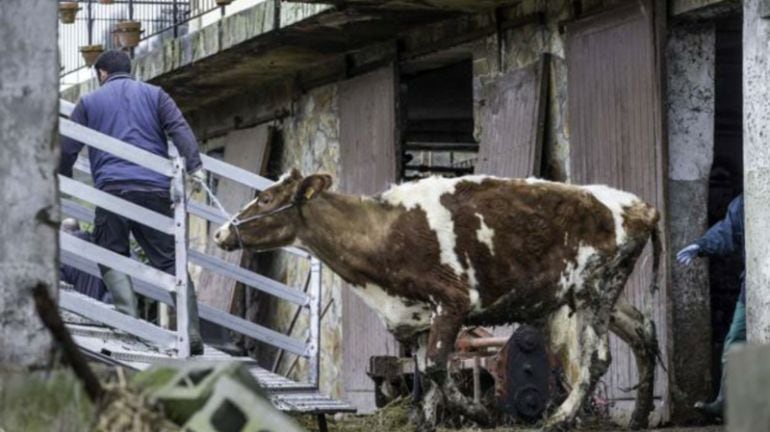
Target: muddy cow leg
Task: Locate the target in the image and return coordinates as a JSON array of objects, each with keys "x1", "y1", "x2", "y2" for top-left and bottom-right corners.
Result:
[
  {"x1": 441, "y1": 375, "x2": 492, "y2": 426},
  {"x1": 410, "y1": 333, "x2": 442, "y2": 432},
  {"x1": 610, "y1": 302, "x2": 658, "y2": 429},
  {"x1": 545, "y1": 308, "x2": 612, "y2": 431},
  {"x1": 424, "y1": 299, "x2": 467, "y2": 378}
]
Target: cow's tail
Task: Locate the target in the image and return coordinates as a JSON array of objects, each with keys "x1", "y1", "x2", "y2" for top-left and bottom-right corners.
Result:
[{"x1": 649, "y1": 210, "x2": 662, "y2": 295}]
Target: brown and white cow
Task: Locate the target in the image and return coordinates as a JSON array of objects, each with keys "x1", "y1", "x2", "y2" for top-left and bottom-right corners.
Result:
[{"x1": 213, "y1": 169, "x2": 661, "y2": 431}]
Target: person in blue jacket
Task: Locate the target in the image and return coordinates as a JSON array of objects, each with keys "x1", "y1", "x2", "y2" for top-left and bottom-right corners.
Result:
[
  {"x1": 59, "y1": 50, "x2": 204, "y2": 355},
  {"x1": 677, "y1": 194, "x2": 745, "y2": 417}
]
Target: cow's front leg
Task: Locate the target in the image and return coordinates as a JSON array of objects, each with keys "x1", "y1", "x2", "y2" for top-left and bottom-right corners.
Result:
[{"x1": 423, "y1": 301, "x2": 466, "y2": 382}]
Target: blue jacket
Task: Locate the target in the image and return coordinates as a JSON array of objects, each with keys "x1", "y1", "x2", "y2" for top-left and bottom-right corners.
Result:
[
  {"x1": 695, "y1": 194, "x2": 745, "y2": 303},
  {"x1": 60, "y1": 73, "x2": 202, "y2": 191}
]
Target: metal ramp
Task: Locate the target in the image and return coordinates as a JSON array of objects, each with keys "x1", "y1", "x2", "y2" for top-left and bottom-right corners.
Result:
[{"x1": 57, "y1": 99, "x2": 355, "y2": 416}]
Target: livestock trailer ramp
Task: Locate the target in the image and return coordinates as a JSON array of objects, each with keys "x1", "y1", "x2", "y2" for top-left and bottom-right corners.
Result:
[
  {"x1": 62, "y1": 299, "x2": 351, "y2": 417},
  {"x1": 57, "y1": 99, "x2": 355, "y2": 428}
]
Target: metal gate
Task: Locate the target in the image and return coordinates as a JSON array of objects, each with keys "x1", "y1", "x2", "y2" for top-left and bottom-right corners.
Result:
[{"x1": 58, "y1": 99, "x2": 353, "y2": 414}]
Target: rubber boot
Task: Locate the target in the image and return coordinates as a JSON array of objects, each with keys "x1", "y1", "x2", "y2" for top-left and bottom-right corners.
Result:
[
  {"x1": 695, "y1": 370, "x2": 725, "y2": 417},
  {"x1": 175, "y1": 276, "x2": 204, "y2": 355},
  {"x1": 100, "y1": 267, "x2": 138, "y2": 318}
]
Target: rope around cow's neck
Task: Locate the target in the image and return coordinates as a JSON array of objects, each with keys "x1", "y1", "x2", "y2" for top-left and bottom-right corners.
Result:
[
  {"x1": 188, "y1": 175, "x2": 299, "y2": 251},
  {"x1": 188, "y1": 175, "x2": 247, "y2": 251}
]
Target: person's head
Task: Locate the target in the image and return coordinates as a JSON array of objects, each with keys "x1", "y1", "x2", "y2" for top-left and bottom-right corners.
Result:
[
  {"x1": 61, "y1": 218, "x2": 80, "y2": 233},
  {"x1": 93, "y1": 50, "x2": 131, "y2": 84}
]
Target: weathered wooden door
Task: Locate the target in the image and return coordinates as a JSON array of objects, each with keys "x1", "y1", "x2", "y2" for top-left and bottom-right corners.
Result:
[
  {"x1": 476, "y1": 56, "x2": 548, "y2": 178},
  {"x1": 567, "y1": 0, "x2": 668, "y2": 414},
  {"x1": 339, "y1": 64, "x2": 401, "y2": 412},
  {"x1": 476, "y1": 57, "x2": 548, "y2": 340}
]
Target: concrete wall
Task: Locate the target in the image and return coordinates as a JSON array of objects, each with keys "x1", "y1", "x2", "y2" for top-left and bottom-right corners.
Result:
[
  {"x1": 0, "y1": 0, "x2": 59, "y2": 368},
  {"x1": 743, "y1": 0, "x2": 770, "y2": 343},
  {"x1": 665, "y1": 20, "x2": 716, "y2": 424}
]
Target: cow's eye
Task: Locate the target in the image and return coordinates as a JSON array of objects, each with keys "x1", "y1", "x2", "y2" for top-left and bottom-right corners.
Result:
[{"x1": 259, "y1": 194, "x2": 272, "y2": 205}]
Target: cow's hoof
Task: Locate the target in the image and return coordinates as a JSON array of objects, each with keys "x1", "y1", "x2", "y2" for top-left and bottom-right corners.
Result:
[
  {"x1": 542, "y1": 417, "x2": 574, "y2": 432},
  {"x1": 424, "y1": 363, "x2": 448, "y2": 385}
]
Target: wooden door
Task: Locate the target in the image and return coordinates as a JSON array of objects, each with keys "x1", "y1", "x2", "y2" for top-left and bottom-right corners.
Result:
[
  {"x1": 476, "y1": 56, "x2": 548, "y2": 178},
  {"x1": 567, "y1": 0, "x2": 668, "y2": 409},
  {"x1": 476, "y1": 57, "x2": 548, "y2": 339},
  {"x1": 339, "y1": 64, "x2": 401, "y2": 412}
]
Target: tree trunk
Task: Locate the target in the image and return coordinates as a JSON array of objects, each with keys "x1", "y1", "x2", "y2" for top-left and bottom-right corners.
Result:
[{"x1": 0, "y1": 0, "x2": 59, "y2": 368}]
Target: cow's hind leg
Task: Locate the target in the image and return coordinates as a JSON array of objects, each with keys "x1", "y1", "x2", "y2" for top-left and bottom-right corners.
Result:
[
  {"x1": 545, "y1": 308, "x2": 612, "y2": 431},
  {"x1": 610, "y1": 302, "x2": 658, "y2": 429}
]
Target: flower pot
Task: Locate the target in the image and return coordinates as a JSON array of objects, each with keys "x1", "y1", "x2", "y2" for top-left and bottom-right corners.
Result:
[
  {"x1": 79, "y1": 44, "x2": 104, "y2": 67},
  {"x1": 114, "y1": 21, "x2": 143, "y2": 48},
  {"x1": 216, "y1": 0, "x2": 234, "y2": 6},
  {"x1": 59, "y1": 2, "x2": 80, "y2": 24},
  {"x1": 99, "y1": 0, "x2": 114, "y2": 4}
]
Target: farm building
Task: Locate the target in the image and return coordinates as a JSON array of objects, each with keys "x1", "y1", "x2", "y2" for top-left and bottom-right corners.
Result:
[{"x1": 57, "y1": 0, "x2": 770, "y2": 427}]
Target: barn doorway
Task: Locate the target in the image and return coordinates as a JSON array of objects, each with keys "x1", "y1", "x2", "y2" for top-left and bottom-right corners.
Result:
[
  {"x1": 399, "y1": 58, "x2": 476, "y2": 181},
  {"x1": 707, "y1": 14, "x2": 743, "y2": 396}
]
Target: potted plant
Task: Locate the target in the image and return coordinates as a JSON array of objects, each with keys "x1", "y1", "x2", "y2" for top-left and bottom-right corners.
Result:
[
  {"x1": 79, "y1": 44, "x2": 104, "y2": 67},
  {"x1": 216, "y1": 0, "x2": 234, "y2": 6},
  {"x1": 59, "y1": 2, "x2": 80, "y2": 24},
  {"x1": 114, "y1": 20, "x2": 143, "y2": 48}
]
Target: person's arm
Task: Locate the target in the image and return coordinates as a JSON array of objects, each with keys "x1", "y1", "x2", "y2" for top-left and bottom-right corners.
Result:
[
  {"x1": 157, "y1": 89, "x2": 202, "y2": 173},
  {"x1": 59, "y1": 101, "x2": 87, "y2": 177},
  {"x1": 695, "y1": 196, "x2": 742, "y2": 257}
]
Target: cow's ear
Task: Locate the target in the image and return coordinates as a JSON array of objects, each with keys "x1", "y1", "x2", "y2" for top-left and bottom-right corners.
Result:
[
  {"x1": 296, "y1": 174, "x2": 333, "y2": 201},
  {"x1": 290, "y1": 168, "x2": 303, "y2": 181}
]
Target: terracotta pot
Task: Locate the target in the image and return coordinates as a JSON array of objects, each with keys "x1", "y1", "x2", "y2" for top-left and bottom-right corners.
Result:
[
  {"x1": 114, "y1": 20, "x2": 143, "y2": 48},
  {"x1": 216, "y1": 0, "x2": 234, "y2": 6},
  {"x1": 59, "y1": 2, "x2": 80, "y2": 24},
  {"x1": 79, "y1": 44, "x2": 104, "y2": 67}
]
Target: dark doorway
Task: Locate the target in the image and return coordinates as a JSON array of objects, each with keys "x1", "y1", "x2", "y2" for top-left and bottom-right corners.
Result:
[
  {"x1": 708, "y1": 14, "x2": 743, "y2": 391},
  {"x1": 399, "y1": 59, "x2": 476, "y2": 181}
]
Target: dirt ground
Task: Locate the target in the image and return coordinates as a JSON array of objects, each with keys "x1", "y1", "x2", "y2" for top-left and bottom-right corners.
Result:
[{"x1": 294, "y1": 398, "x2": 724, "y2": 432}]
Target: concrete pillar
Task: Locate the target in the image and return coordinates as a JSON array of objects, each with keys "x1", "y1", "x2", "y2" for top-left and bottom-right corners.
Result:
[
  {"x1": 0, "y1": 0, "x2": 59, "y2": 367},
  {"x1": 726, "y1": 344, "x2": 770, "y2": 431},
  {"x1": 665, "y1": 21, "x2": 716, "y2": 424},
  {"x1": 743, "y1": 0, "x2": 770, "y2": 343}
]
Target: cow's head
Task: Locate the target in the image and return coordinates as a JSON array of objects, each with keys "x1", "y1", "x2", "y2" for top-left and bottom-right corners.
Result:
[{"x1": 213, "y1": 169, "x2": 333, "y2": 251}]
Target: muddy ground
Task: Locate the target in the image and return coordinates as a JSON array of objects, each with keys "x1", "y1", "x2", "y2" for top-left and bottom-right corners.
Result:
[{"x1": 294, "y1": 398, "x2": 724, "y2": 432}]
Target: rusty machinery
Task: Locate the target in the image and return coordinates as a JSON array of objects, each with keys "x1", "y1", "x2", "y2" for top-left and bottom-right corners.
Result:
[{"x1": 368, "y1": 325, "x2": 560, "y2": 422}]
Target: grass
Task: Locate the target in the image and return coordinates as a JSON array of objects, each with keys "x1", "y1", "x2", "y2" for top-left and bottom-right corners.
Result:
[{"x1": 0, "y1": 369, "x2": 95, "y2": 432}]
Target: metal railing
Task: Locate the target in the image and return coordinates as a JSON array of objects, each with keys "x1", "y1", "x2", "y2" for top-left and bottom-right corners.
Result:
[
  {"x1": 59, "y1": 0, "x2": 223, "y2": 79},
  {"x1": 58, "y1": 99, "x2": 322, "y2": 386}
]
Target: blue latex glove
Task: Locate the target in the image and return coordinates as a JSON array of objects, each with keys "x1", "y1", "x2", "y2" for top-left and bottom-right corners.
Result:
[{"x1": 676, "y1": 244, "x2": 700, "y2": 265}]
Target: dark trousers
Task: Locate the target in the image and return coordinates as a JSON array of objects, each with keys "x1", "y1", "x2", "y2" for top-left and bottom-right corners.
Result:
[{"x1": 93, "y1": 189, "x2": 202, "y2": 347}]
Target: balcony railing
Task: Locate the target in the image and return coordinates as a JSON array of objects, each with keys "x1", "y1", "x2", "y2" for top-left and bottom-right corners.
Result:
[{"x1": 58, "y1": 0, "x2": 225, "y2": 85}]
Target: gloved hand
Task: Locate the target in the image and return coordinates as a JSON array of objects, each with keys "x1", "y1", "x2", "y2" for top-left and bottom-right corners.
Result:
[
  {"x1": 187, "y1": 169, "x2": 206, "y2": 194},
  {"x1": 676, "y1": 244, "x2": 700, "y2": 265}
]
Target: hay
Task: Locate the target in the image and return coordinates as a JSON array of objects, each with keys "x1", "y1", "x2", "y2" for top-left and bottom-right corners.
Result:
[{"x1": 93, "y1": 368, "x2": 179, "y2": 432}]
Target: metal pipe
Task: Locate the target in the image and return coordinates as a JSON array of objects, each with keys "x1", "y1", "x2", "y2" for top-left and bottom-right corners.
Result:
[
  {"x1": 456, "y1": 336, "x2": 509, "y2": 351},
  {"x1": 87, "y1": 0, "x2": 94, "y2": 45},
  {"x1": 473, "y1": 355, "x2": 481, "y2": 403},
  {"x1": 172, "y1": 156, "x2": 191, "y2": 358},
  {"x1": 307, "y1": 258, "x2": 322, "y2": 388}
]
